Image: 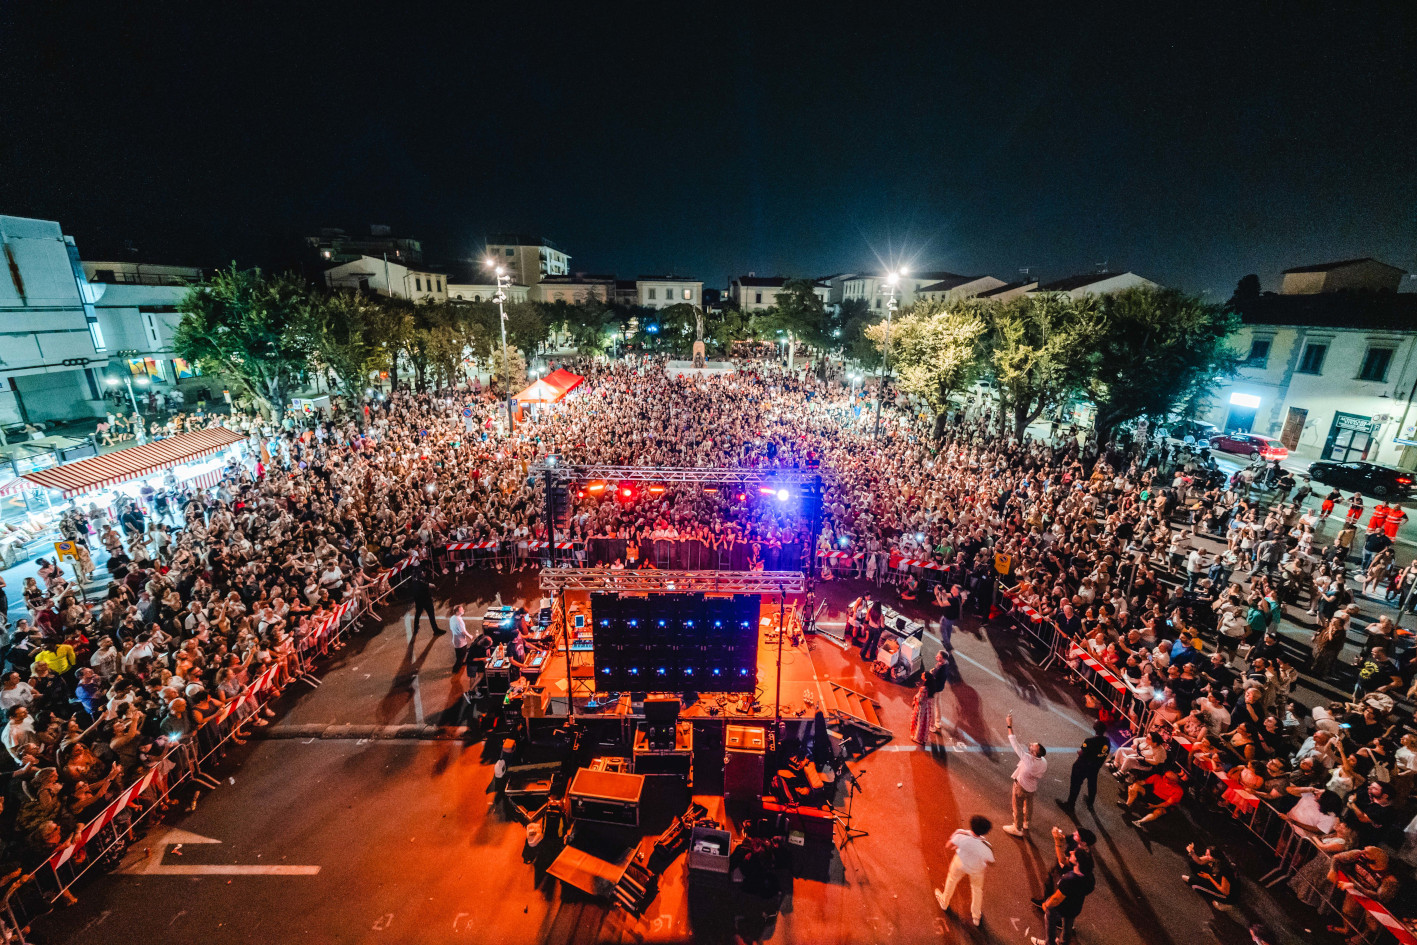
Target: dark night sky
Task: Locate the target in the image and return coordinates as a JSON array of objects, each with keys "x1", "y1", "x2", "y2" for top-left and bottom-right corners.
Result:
[{"x1": 3, "y1": 3, "x2": 1414, "y2": 296}]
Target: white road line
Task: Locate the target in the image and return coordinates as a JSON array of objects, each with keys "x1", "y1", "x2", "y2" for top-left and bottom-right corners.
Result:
[{"x1": 410, "y1": 672, "x2": 425, "y2": 725}]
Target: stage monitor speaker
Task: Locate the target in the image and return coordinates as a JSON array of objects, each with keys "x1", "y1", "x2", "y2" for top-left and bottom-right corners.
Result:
[
  {"x1": 724, "y1": 744, "x2": 767, "y2": 807},
  {"x1": 644, "y1": 695, "x2": 681, "y2": 727}
]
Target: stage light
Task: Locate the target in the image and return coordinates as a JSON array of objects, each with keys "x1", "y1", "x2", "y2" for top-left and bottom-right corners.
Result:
[
  {"x1": 737, "y1": 493, "x2": 746, "y2": 501},
  {"x1": 577, "y1": 490, "x2": 585, "y2": 498},
  {"x1": 648, "y1": 485, "x2": 666, "y2": 494},
  {"x1": 839, "y1": 536, "x2": 851, "y2": 547},
  {"x1": 776, "y1": 489, "x2": 789, "y2": 502},
  {"x1": 587, "y1": 482, "x2": 606, "y2": 493},
  {"x1": 916, "y1": 532, "x2": 926, "y2": 543}
]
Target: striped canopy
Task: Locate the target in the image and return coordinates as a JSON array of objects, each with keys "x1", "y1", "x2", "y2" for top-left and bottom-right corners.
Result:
[{"x1": 20, "y1": 427, "x2": 246, "y2": 498}]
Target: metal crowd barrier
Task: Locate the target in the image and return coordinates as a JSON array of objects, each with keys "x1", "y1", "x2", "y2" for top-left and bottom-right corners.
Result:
[
  {"x1": 0, "y1": 558, "x2": 418, "y2": 941},
  {"x1": 996, "y1": 588, "x2": 1413, "y2": 945}
]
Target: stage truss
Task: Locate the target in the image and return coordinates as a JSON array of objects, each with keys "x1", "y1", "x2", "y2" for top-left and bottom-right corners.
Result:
[
  {"x1": 539, "y1": 568, "x2": 805, "y2": 594},
  {"x1": 533, "y1": 463, "x2": 824, "y2": 487}
]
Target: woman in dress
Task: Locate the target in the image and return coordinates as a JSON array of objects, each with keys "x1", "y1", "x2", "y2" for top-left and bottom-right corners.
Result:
[{"x1": 910, "y1": 678, "x2": 933, "y2": 744}]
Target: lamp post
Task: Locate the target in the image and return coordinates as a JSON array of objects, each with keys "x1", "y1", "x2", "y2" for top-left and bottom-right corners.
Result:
[
  {"x1": 106, "y1": 374, "x2": 146, "y2": 416},
  {"x1": 873, "y1": 270, "x2": 903, "y2": 441},
  {"x1": 485, "y1": 260, "x2": 515, "y2": 432}
]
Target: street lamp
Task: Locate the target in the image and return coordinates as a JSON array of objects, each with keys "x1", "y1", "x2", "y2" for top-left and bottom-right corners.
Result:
[
  {"x1": 106, "y1": 373, "x2": 147, "y2": 417},
  {"x1": 485, "y1": 259, "x2": 515, "y2": 432},
  {"x1": 873, "y1": 269, "x2": 904, "y2": 440}
]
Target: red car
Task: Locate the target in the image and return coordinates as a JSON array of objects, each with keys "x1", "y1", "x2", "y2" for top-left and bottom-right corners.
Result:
[{"x1": 1209, "y1": 431, "x2": 1289, "y2": 460}]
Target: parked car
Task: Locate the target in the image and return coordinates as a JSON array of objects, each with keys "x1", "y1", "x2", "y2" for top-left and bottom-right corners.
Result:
[
  {"x1": 1306, "y1": 460, "x2": 1414, "y2": 498},
  {"x1": 1168, "y1": 419, "x2": 1218, "y2": 443},
  {"x1": 1209, "y1": 431, "x2": 1289, "y2": 460}
]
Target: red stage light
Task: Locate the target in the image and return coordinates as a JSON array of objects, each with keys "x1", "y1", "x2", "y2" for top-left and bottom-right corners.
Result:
[
  {"x1": 621, "y1": 488, "x2": 633, "y2": 498},
  {"x1": 649, "y1": 485, "x2": 665, "y2": 494}
]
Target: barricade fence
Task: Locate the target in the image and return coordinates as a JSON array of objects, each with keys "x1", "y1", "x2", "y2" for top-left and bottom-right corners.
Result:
[
  {"x1": 0, "y1": 558, "x2": 417, "y2": 940},
  {"x1": 997, "y1": 587, "x2": 1413, "y2": 945}
]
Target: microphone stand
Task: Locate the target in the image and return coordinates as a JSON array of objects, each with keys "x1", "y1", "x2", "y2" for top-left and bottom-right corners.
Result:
[{"x1": 834, "y1": 765, "x2": 868, "y2": 846}]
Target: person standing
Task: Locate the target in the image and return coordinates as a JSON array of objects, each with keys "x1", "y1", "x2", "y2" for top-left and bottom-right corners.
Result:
[
  {"x1": 1003, "y1": 712, "x2": 1048, "y2": 836},
  {"x1": 449, "y1": 603, "x2": 472, "y2": 671},
  {"x1": 924, "y1": 650, "x2": 951, "y2": 734},
  {"x1": 1058, "y1": 721, "x2": 1110, "y2": 809},
  {"x1": 938, "y1": 584, "x2": 963, "y2": 650},
  {"x1": 934, "y1": 814, "x2": 994, "y2": 927},
  {"x1": 861, "y1": 600, "x2": 885, "y2": 661},
  {"x1": 1032, "y1": 847, "x2": 1094, "y2": 945},
  {"x1": 408, "y1": 561, "x2": 438, "y2": 637}
]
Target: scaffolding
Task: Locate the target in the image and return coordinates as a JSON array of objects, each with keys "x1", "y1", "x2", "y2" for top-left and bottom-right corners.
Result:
[
  {"x1": 538, "y1": 568, "x2": 805, "y2": 594},
  {"x1": 534, "y1": 462, "x2": 824, "y2": 486}
]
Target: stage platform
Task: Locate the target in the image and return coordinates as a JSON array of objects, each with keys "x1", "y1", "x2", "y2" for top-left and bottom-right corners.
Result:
[{"x1": 527, "y1": 590, "x2": 827, "y2": 727}]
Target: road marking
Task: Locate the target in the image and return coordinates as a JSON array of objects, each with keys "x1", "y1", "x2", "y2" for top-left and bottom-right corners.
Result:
[
  {"x1": 118, "y1": 827, "x2": 319, "y2": 876},
  {"x1": 410, "y1": 672, "x2": 425, "y2": 725}
]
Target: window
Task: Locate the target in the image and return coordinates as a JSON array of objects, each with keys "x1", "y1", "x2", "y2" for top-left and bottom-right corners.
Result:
[
  {"x1": 505, "y1": 247, "x2": 514, "y2": 256},
  {"x1": 1358, "y1": 347, "x2": 1394, "y2": 382},
  {"x1": 435, "y1": 278, "x2": 442, "y2": 292},
  {"x1": 683, "y1": 288, "x2": 691, "y2": 300},
  {"x1": 648, "y1": 288, "x2": 657, "y2": 300},
  {"x1": 1297, "y1": 342, "x2": 1327, "y2": 375},
  {"x1": 875, "y1": 298, "x2": 882, "y2": 309},
  {"x1": 755, "y1": 292, "x2": 763, "y2": 304},
  {"x1": 415, "y1": 277, "x2": 422, "y2": 291},
  {"x1": 1246, "y1": 338, "x2": 1271, "y2": 366}
]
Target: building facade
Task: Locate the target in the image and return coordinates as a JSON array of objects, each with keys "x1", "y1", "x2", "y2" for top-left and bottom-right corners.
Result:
[
  {"x1": 914, "y1": 275, "x2": 1008, "y2": 304},
  {"x1": 1207, "y1": 274, "x2": 1417, "y2": 467},
  {"x1": 729, "y1": 276, "x2": 830, "y2": 312},
  {"x1": 636, "y1": 276, "x2": 702, "y2": 310},
  {"x1": 484, "y1": 234, "x2": 569, "y2": 290},
  {"x1": 1032, "y1": 271, "x2": 1157, "y2": 298},
  {"x1": 534, "y1": 274, "x2": 614, "y2": 304},
  {"x1": 306, "y1": 226, "x2": 423, "y2": 266},
  {"x1": 324, "y1": 255, "x2": 449, "y2": 301}
]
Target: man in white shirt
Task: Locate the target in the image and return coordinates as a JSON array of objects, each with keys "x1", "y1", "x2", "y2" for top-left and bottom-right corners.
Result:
[
  {"x1": 448, "y1": 604, "x2": 472, "y2": 672},
  {"x1": 1003, "y1": 713, "x2": 1048, "y2": 836},
  {"x1": 935, "y1": 815, "x2": 995, "y2": 926}
]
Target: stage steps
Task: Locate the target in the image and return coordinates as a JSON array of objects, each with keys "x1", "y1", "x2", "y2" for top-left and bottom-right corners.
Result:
[{"x1": 824, "y1": 682, "x2": 893, "y2": 740}]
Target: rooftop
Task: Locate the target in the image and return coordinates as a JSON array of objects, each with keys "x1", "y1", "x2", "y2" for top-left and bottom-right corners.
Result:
[
  {"x1": 1281, "y1": 257, "x2": 1407, "y2": 275},
  {"x1": 734, "y1": 276, "x2": 787, "y2": 288},
  {"x1": 1037, "y1": 272, "x2": 1130, "y2": 292},
  {"x1": 637, "y1": 275, "x2": 700, "y2": 282},
  {"x1": 917, "y1": 275, "x2": 988, "y2": 292},
  {"x1": 976, "y1": 280, "x2": 1036, "y2": 298}
]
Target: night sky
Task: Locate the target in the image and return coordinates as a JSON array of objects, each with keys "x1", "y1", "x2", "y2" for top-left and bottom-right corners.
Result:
[{"x1": 2, "y1": 3, "x2": 1414, "y2": 296}]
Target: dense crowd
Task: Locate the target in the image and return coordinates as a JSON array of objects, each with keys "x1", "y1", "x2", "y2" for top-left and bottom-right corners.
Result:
[{"x1": 0, "y1": 353, "x2": 1413, "y2": 937}]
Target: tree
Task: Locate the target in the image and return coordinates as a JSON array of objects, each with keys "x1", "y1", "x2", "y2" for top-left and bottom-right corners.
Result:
[
  {"x1": 1232, "y1": 274, "x2": 1261, "y2": 302},
  {"x1": 488, "y1": 345, "x2": 527, "y2": 393},
  {"x1": 772, "y1": 279, "x2": 833, "y2": 352},
  {"x1": 987, "y1": 293, "x2": 1099, "y2": 441},
  {"x1": 865, "y1": 298, "x2": 987, "y2": 433},
  {"x1": 299, "y1": 291, "x2": 385, "y2": 405},
  {"x1": 503, "y1": 301, "x2": 548, "y2": 359},
  {"x1": 839, "y1": 298, "x2": 883, "y2": 370},
  {"x1": 1083, "y1": 286, "x2": 1240, "y2": 442},
  {"x1": 175, "y1": 266, "x2": 313, "y2": 418}
]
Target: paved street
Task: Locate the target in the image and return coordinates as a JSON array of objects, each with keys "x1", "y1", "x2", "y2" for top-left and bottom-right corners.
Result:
[{"x1": 36, "y1": 570, "x2": 1311, "y2": 945}]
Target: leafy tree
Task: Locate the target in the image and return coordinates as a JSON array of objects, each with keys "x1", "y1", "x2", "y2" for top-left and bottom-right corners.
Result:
[
  {"x1": 488, "y1": 345, "x2": 527, "y2": 393},
  {"x1": 1232, "y1": 274, "x2": 1261, "y2": 302},
  {"x1": 299, "y1": 291, "x2": 386, "y2": 406},
  {"x1": 839, "y1": 298, "x2": 883, "y2": 370},
  {"x1": 771, "y1": 279, "x2": 833, "y2": 352},
  {"x1": 865, "y1": 298, "x2": 987, "y2": 433},
  {"x1": 1082, "y1": 286, "x2": 1240, "y2": 442},
  {"x1": 987, "y1": 293, "x2": 1099, "y2": 441},
  {"x1": 175, "y1": 266, "x2": 313, "y2": 418},
  {"x1": 656, "y1": 303, "x2": 699, "y2": 354},
  {"x1": 503, "y1": 301, "x2": 548, "y2": 359}
]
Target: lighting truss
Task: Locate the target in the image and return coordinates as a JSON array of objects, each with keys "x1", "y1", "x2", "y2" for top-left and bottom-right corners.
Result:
[
  {"x1": 539, "y1": 568, "x2": 805, "y2": 594},
  {"x1": 534, "y1": 463, "x2": 824, "y2": 486}
]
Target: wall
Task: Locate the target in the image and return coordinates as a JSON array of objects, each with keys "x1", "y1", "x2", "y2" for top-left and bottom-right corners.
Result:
[
  {"x1": 638, "y1": 281, "x2": 701, "y2": 309},
  {"x1": 1206, "y1": 323, "x2": 1417, "y2": 467},
  {"x1": 14, "y1": 369, "x2": 104, "y2": 422},
  {"x1": 1281, "y1": 261, "x2": 1403, "y2": 295},
  {"x1": 0, "y1": 216, "x2": 101, "y2": 376}
]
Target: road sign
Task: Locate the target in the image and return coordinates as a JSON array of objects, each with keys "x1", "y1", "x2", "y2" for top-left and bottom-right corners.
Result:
[
  {"x1": 117, "y1": 827, "x2": 320, "y2": 876},
  {"x1": 54, "y1": 541, "x2": 79, "y2": 562},
  {"x1": 994, "y1": 552, "x2": 1011, "y2": 575}
]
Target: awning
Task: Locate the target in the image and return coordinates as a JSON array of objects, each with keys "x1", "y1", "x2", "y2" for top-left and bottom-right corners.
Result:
[
  {"x1": 20, "y1": 427, "x2": 247, "y2": 498},
  {"x1": 512, "y1": 378, "x2": 564, "y2": 404},
  {"x1": 542, "y1": 369, "x2": 584, "y2": 397}
]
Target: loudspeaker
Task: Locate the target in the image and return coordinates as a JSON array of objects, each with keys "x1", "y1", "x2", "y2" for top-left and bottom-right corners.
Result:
[{"x1": 644, "y1": 695, "x2": 681, "y2": 727}]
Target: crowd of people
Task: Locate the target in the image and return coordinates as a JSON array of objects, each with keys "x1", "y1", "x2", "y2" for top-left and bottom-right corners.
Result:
[{"x1": 0, "y1": 352, "x2": 1412, "y2": 940}]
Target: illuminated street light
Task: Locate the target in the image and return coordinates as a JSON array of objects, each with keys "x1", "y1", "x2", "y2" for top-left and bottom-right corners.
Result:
[
  {"x1": 874, "y1": 268, "x2": 905, "y2": 440},
  {"x1": 484, "y1": 258, "x2": 515, "y2": 431}
]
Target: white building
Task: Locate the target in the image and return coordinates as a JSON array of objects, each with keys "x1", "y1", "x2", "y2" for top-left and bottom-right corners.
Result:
[
  {"x1": 1207, "y1": 259, "x2": 1417, "y2": 467},
  {"x1": 324, "y1": 255, "x2": 448, "y2": 301},
  {"x1": 81, "y1": 260, "x2": 202, "y2": 287},
  {"x1": 1280, "y1": 257, "x2": 1405, "y2": 296},
  {"x1": 484, "y1": 234, "x2": 570, "y2": 290},
  {"x1": 636, "y1": 276, "x2": 702, "y2": 310},
  {"x1": 1032, "y1": 271, "x2": 1157, "y2": 298},
  {"x1": 914, "y1": 274, "x2": 1009, "y2": 304},
  {"x1": 0, "y1": 216, "x2": 111, "y2": 425},
  {"x1": 840, "y1": 271, "x2": 986, "y2": 311},
  {"x1": 729, "y1": 276, "x2": 830, "y2": 312}
]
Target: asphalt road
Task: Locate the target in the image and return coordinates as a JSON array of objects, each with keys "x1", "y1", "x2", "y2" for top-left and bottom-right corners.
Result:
[{"x1": 36, "y1": 570, "x2": 1314, "y2": 945}]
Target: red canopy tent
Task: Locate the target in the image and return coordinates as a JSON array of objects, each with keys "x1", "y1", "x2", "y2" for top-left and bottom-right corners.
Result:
[{"x1": 541, "y1": 369, "x2": 584, "y2": 398}]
